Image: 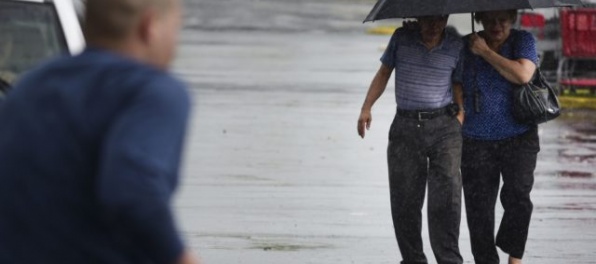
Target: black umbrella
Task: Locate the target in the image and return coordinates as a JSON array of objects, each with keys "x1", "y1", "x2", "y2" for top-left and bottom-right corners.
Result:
[
  {"x1": 365, "y1": 0, "x2": 584, "y2": 113},
  {"x1": 364, "y1": 0, "x2": 584, "y2": 22}
]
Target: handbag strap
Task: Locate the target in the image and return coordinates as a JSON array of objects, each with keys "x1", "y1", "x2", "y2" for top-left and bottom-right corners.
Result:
[{"x1": 514, "y1": 30, "x2": 541, "y2": 85}]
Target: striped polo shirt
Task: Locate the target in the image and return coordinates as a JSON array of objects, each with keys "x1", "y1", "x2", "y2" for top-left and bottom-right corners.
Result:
[{"x1": 381, "y1": 27, "x2": 464, "y2": 110}]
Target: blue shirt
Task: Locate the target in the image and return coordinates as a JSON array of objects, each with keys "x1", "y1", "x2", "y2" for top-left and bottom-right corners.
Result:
[
  {"x1": 0, "y1": 48, "x2": 190, "y2": 264},
  {"x1": 461, "y1": 29, "x2": 538, "y2": 140},
  {"x1": 381, "y1": 27, "x2": 464, "y2": 110}
]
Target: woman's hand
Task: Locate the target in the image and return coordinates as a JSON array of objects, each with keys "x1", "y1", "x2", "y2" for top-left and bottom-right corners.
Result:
[
  {"x1": 469, "y1": 33, "x2": 490, "y2": 56},
  {"x1": 401, "y1": 20, "x2": 419, "y2": 30}
]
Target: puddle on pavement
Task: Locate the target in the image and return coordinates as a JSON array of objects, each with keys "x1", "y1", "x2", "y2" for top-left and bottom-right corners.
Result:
[
  {"x1": 575, "y1": 127, "x2": 596, "y2": 135},
  {"x1": 557, "y1": 148, "x2": 596, "y2": 164},
  {"x1": 559, "y1": 110, "x2": 596, "y2": 144},
  {"x1": 558, "y1": 171, "x2": 594, "y2": 178},
  {"x1": 543, "y1": 203, "x2": 596, "y2": 212},
  {"x1": 249, "y1": 242, "x2": 332, "y2": 251},
  {"x1": 537, "y1": 181, "x2": 596, "y2": 190},
  {"x1": 190, "y1": 233, "x2": 333, "y2": 251},
  {"x1": 563, "y1": 134, "x2": 596, "y2": 144},
  {"x1": 225, "y1": 174, "x2": 273, "y2": 182}
]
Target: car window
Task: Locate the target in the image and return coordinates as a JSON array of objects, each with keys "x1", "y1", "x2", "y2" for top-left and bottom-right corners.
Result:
[{"x1": 0, "y1": 0, "x2": 68, "y2": 86}]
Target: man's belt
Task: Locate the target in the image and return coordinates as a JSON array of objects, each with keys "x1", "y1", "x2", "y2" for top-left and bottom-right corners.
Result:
[{"x1": 396, "y1": 106, "x2": 448, "y2": 121}]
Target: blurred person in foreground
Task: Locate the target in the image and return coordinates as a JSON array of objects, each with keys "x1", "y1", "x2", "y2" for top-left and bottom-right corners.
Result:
[
  {"x1": 357, "y1": 15, "x2": 465, "y2": 264},
  {"x1": 0, "y1": 0, "x2": 200, "y2": 263},
  {"x1": 460, "y1": 10, "x2": 538, "y2": 264}
]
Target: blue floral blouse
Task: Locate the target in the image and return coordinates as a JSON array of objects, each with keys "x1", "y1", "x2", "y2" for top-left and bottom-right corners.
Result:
[{"x1": 461, "y1": 29, "x2": 539, "y2": 140}]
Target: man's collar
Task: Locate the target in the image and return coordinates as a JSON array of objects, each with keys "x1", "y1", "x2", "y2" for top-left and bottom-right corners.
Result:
[{"x1": 416, "y1": 30, "x2": 447, "y2": 51}]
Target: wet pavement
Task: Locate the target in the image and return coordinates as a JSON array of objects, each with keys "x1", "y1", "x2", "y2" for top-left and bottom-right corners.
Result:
[
  {"x1": 170, "y1": 30, "x2": 596, "y2": 264},
  {"x1": 182, "y1": 0, "x2": 375, "y2": 33},
  {"x1": 171, "y1": 1, "x2": 596, "y2": 263}
]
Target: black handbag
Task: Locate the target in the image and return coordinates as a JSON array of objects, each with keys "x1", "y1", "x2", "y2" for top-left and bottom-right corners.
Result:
[{"x1": 512, "y1": 68, "x2": 561, "y2": 124}]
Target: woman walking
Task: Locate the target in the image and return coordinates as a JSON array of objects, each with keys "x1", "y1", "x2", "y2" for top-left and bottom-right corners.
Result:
[{"x1": 460, "y1": 9, "x2": 539, "y2": 264}]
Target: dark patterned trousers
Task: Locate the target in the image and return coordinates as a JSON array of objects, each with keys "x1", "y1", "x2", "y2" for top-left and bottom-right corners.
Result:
[
  {"x1": 387, "y1": 114, "x2": 463, "y2": 264},
  {"x1": 462, "y1": 127, "x2": 539, "y2": 263}
]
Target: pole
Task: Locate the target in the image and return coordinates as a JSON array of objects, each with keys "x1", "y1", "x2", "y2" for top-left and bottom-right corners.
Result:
[{"x1": 471, "y1": 12, "x2": 475, "y2": 33}]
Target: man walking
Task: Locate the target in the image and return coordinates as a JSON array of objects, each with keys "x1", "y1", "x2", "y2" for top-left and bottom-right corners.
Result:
[
  {"x1": 0, "y1": 0, "x2": 200, "y2": 263},
  {"x1": 357, "y1": 16, "x2": 465, "y2": 264}
]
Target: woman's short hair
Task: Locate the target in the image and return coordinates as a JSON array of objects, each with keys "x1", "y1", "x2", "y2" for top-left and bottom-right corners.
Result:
[{"x1": 474, "y1": 9, "x2": 518, "y2": 24}]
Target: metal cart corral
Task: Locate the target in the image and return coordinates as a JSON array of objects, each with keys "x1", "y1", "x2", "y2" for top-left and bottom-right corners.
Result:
[{"x1": 557, "y1": 8, "x2": 596, "y2": 95}]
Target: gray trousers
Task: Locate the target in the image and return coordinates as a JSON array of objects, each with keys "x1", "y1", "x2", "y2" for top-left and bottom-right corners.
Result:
[{"x1": 387, "y1": 114, "x2": 463, "y2": 264}]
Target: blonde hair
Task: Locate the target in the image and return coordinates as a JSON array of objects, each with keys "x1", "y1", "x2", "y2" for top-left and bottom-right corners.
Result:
[{"x1": 83, "y1": 0, "x2": 172, "y2": 40}]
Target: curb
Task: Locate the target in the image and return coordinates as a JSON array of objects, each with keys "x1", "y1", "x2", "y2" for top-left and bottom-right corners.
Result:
[
  {"x1": 559, "y1": 96, "x2": 596, "y2": 110},
  {"x1": 366, "y1": 25, "x2": 398, "y2": 35}
]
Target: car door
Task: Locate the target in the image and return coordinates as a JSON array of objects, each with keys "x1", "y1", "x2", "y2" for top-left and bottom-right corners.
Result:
[{"x1": 0, "y1": 0, "x2": 84, "y2": 96}]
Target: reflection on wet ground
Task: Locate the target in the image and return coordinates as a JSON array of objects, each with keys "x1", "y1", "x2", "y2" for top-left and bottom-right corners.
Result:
[
  {"x1": 172, "y1": 30, "x2": 596, "y2": 264},
  {"x1": 558, "y1": 171, "x2": 593, "y2": 178},
  {"x1": 539, "y1": 109, "x2": 596, "y2": 193}
]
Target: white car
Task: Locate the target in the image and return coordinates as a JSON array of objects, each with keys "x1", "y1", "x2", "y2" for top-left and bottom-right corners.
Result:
[{"x1": 0, "y1": 0, "x2": 84, "y2": 97}]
